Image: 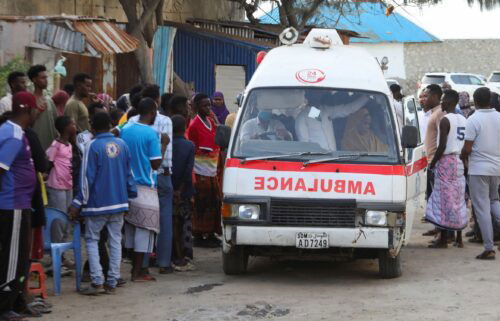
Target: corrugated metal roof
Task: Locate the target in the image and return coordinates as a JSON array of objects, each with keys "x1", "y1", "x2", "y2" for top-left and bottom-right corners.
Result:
[
  {"x1": 35, "y1": 22, "x2": 86, "y2": 53},
  {"x1": 260, "y1": 2, "x2": 440, "y2": 44},
  {"x1": 73, "y1": 21, "x2": 139, "y2": 54}
]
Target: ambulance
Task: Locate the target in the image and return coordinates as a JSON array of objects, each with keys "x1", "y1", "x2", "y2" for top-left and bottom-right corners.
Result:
[{"x1": 216, "y1": 29, "x2": 426, "y2": 278}]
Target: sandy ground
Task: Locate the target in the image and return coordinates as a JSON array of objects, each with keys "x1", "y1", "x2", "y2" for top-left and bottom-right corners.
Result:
[{"x1": 44, "y1": 219, "x2": 500, "y2": 321}]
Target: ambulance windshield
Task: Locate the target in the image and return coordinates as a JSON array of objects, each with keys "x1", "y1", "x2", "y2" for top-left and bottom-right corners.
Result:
[{"x1": 232, "y1": 88, "x2": 398, "y2": 163}]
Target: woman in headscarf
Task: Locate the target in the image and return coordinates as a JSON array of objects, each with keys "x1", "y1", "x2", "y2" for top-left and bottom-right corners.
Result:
[
  {"x1": 341, "y1": 108, "x2": 388, "y2": 153},
  {"x1": 211, "y1": 91, "x2": 230, "y2": 124},
  {"x1": 52, "y1": 90, "x2": 70, "y2": 116},
  {"x1": 458, "y1": 92, "x2": 472, "y2": 118},
  {"x1": 97, "y1": 93, "x2": 114, "y2": 110}
]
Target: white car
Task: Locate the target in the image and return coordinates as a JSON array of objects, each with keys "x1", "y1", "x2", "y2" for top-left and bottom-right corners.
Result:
[
  {"x1": 486, "y1": 71, "x2": 500, "y2": 94},
  {"x1": 417, "y1": 72, "x2": 485, "y2": 102}
]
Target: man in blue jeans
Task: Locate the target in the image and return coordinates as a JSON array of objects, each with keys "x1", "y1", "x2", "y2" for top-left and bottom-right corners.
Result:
[{"x1": 69, "y1": 112, "x2": 137, "y2": 294}]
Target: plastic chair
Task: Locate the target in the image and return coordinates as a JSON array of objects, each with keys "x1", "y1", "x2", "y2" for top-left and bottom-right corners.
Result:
[
  {"x1": 43, "y1": 207, "x2": 82, "y2": 296},
  {"x1": 27, "y1": 262, "x2": 48, "y2": 299}
]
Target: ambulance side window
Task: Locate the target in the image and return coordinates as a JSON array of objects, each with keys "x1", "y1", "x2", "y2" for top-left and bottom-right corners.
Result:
[{"x1": 403, "y1": 98, "x2": 421, "y2": 144}]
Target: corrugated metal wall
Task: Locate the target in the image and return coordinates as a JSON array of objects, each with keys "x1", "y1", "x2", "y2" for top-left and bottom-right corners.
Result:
[{"x1": 172, "y1": 29, "x2": 268, "y2": 95}]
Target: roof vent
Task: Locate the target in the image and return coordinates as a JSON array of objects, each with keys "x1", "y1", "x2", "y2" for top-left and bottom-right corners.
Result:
[{"x1": 304, "y1": 29, "x2": 343, "y2": 48}]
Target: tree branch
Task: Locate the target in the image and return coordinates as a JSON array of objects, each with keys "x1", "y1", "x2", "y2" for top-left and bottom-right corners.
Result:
[
  {"x1": 118, "y1": 0, "x2": 139, "y2": 32},
  {"x1": 134, "y1": 0, "x2": 162, "y2": 35},
  {"x1": 298, "y1": 0, "x2": 325, "y2": 30}
]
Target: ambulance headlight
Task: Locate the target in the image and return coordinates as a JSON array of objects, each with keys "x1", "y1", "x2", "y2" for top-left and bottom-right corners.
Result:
[
  {"x1": 236, "y1": 204, "x2": 260, "y2": 220},
  {"x1": 365, "y1": 210, "x2": 387, "y2": 226}
]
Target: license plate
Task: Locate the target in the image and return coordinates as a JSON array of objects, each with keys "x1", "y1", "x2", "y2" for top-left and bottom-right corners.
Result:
[{"x1": 296, "y1": 232, "x2": 329, "y2": 249}]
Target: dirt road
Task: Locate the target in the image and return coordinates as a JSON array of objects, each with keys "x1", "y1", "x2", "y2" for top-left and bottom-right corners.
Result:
[{"x1": 48, "y1": 220, "x2": 500, "y2": 321}]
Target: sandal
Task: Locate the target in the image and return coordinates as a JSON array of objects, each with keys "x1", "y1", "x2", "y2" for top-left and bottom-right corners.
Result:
[
  {"x1": 131, "y1": 274, "x2": 156, "y2": 282},
  {"x1": 33, "y1": 298, "x2": 52, "y2": 309},
  {"x1": 18, "y1": 306, "x2": 42, "y2": 318},
  {"x1": 428, "y1": 242, "x2": 448, "y2": 248},
  {"x1": 27, "y1": 302, "x2": 51, "y2": 314},
  {"x1": 422, "y1": 229, "x2": 439, "y2": 237},
  {"x1": 0, "y1": 311, "x2": 27, "y2": 321},
  {"x1": 476, "y1": 250, "x2": 495, "y2": 260}
]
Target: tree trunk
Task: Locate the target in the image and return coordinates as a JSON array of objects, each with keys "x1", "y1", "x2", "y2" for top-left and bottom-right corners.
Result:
[
  {"x1": 119, "y1": 0, "x2": 162, "y2": 84},
  {"x1": 134, "y1": 34, "x2": 154, "y2": 84}
]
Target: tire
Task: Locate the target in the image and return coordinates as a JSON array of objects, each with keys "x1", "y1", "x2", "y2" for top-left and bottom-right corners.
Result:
[
  {"x1": 378, "y1": 250, "x2": 402, "y2": 279},
  {"x1": 222, "y1": 246, "x2": 249, "y2": 275}
]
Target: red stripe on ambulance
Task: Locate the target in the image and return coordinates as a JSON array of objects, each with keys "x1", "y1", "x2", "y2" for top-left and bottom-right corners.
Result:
[{"x1": 225, "y1": 158, "x2": 427, "y2": 176}]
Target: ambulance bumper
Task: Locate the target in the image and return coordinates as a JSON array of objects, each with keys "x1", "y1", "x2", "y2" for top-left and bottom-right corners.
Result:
[{"x1": 224, "y1": 225, "x2": 390, "y2": 249}]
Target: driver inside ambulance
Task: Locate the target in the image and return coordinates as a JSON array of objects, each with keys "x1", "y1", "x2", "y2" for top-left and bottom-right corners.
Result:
[{"x1": 240, "y1": 110, "x2": 292, "y2": 141}]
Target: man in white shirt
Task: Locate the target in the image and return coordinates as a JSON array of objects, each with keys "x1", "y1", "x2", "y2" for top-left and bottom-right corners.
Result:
[
  {"x1": 461, "y1": 87, "x2": 500, "y2": 260},
  {"x1": 295, "y1": 93, "x2": 368, "y2": 150},
  {"x1": 0, "y1": 72, "x2": 27, "y2": 115},
  {"x1": 418, "y1": 90, "x2": 430, "y2": 141}
]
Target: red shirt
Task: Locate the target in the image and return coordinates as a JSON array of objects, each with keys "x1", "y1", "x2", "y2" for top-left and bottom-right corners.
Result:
[{"x1": 187, "y1": 115, "x2": 219, "y2": 177}]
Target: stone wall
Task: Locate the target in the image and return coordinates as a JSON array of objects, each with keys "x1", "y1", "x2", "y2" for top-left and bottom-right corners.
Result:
[
  {"x1": 0, "y1": 0, "x2": 243, "y2": 23},
  {"x1": 404, "y1": 39, "x2": 500, "y2": 96}
]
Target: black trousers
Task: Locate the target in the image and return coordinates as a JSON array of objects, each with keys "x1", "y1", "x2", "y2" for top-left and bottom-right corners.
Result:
[{"x1": 0, "y1": 209, "x2": 31, "y2": 313}]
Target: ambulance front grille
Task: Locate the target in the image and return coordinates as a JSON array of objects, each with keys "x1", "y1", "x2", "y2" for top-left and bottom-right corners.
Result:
[{"x1": 270, "y1": 199, "x2": 356, "y2": 227}]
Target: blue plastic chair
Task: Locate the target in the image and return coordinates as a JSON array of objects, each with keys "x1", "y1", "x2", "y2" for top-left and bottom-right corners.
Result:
[{"x1": 43, "y1": 207, "x2": 82, "y2": 296}]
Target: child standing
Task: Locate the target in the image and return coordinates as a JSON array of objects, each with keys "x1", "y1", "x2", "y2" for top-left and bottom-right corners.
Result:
[
  {"x1": 46, "y1": 116, "x2": 76, "y2": 250},
  {"x1": 171, "y1": 115, "x2": 195, "y2": 271}
]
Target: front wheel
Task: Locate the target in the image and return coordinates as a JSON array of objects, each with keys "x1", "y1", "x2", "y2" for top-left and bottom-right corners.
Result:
[
  {"x1": 378, "y1": 250, "x2": 402, "y2": 279},
  {"x1": 222, "y1": 246, "x2": 249, "y2": 275}
]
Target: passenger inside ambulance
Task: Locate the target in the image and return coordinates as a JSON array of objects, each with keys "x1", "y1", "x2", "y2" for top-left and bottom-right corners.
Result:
[
  {"x1": 295, "y1": 91, "x2": 369, "y2": 150},
  {"x1": 234, "y1": 88, "x2": 397, "y2": 163},
  {"x1": 341, "y1": 108, "x2": 388, "y2": 153}
]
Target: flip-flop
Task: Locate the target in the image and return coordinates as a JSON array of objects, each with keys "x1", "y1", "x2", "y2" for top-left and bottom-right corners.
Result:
[
  {"x1": 131, "y1": 274, "x2": 156, "y2": 282},
  {"x1": 18, "y1": 305, "x2": 42, "y2": 318},
  {"x1": 27, "y1": 302, "x2": 52, "y2": 314},
  {"x1": 33, "y1": 298, "x2": 53, "y2": 309}
]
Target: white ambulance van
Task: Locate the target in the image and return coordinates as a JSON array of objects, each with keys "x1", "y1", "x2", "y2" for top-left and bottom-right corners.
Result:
[{"x1": 216, "y1": 29, "x2": 426, "y2": 278}]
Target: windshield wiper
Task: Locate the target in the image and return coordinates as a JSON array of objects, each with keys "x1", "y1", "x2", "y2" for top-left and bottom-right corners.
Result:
[
  {"x1": 303, "y1": 153, "x2": 386, "y2": 166},
  {"x1": 241, "y1": 151, "x2": 330, "y2": 163}
]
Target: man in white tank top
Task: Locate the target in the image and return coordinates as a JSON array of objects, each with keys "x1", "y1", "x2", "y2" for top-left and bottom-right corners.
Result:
[{"x1": 426, "y1": 90, "x2": 468, "y2": 248}]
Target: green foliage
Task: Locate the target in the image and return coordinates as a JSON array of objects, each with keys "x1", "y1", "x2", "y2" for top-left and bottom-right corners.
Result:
[{"x1": 0, "y1": 57, "x2": 30, "y2": 97}]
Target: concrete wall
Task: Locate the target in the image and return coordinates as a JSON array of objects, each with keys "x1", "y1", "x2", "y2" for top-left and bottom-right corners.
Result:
[
  {"x1": 351, "y1": 43, "x2": 406, "y2": 81},
  {"x1": 404, "y1": 39, "x2": 500, "y2": 96},
  {"x1": 0, "y1": 0, "x2": 243, "y2": 23}
]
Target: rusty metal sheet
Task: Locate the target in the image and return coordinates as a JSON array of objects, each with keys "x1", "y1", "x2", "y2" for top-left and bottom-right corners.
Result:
[
  {"x1": 73, "y1": 21, "x2": 139, "y2": 54},
  {"x1": 34, "y1": 22, "x2": 86, "y2": 53}
]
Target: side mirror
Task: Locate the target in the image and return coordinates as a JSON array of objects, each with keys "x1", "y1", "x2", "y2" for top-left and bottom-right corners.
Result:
[
  {"x1": 236, "y1": 93, "x2": 244, "y2": 107},
  {"x1": 215, "y1": 125, "x2": 232, "y2": 149},
  {"x1": 401, "y1": 125, "x2": 418, "y2": 148}
]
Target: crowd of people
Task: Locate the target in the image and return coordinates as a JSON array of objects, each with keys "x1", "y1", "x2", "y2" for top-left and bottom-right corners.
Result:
[
  {"x1": 398, "y1": 83, "x2": 500, "y2": 259},
  {"x1": 1, "y1": 63, "x2": 500, "y2": 320},
  {"x1": 0, "y1": 66, "x2": 233, "y2": 320}
]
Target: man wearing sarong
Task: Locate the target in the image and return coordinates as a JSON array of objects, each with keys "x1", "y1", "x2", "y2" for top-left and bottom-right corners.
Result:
[
  {"x1": 461, "y1": 87, "x2": 500, "y2": 260},
  {"x1": 121, "y1": 98, "x2": 162, "y2": 281},
  {"x1": 426, "y1": 90, "x2": 467, "y2": 248}
]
